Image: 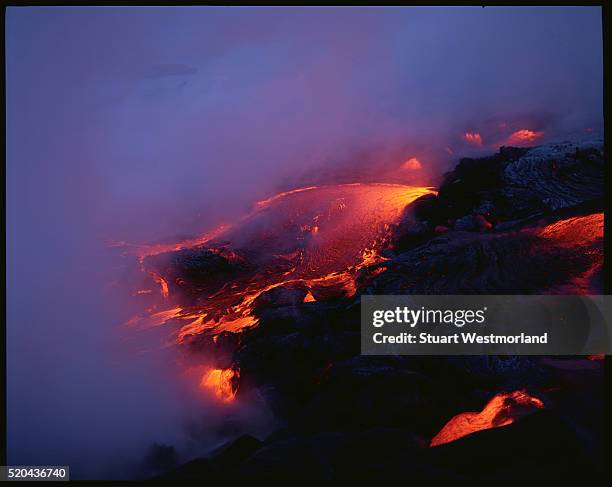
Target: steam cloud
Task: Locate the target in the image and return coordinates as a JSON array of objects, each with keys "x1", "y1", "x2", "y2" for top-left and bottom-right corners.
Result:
[{"x1": 6, "y1": 6, "x2": 603, "y2": 478}]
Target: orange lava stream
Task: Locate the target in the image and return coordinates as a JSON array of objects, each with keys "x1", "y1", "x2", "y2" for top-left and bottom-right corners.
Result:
[
  {"x1": 504, "y1": 129, "x2": 544, "y2": 146},
  {"x1": 123, "y1": 183, "x2": 435, "y2": 342},
  {"x1": 430, "y1": 390, "x2": 545, "y2": 447},
  {"x1": 200, "y1": 368, "x2": 240, "y2": 403}
]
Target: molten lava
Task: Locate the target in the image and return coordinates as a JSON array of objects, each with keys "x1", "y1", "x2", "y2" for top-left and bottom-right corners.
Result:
[
  {"x1": 430, "y1": 390, "x2": 545, "y2": 447},
  {"x1": 122, "y1": 183, "x2": 434, "y2": 344},
  {"x1": 200, "y1": 368, "x2": 239, "y2": 403},
  {"x1": 505, "y1": 129, "x2": 543, "y2": 146}
]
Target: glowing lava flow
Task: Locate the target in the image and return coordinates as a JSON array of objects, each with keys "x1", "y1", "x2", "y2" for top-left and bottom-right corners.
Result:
[
  {"x1": 122, "y1": 183, "x2": 435, "y2": 344},
  {"x1": 200, "y1": 368, "x2": 240, "y2": 403},
  {"x1": 430, "y1": 390, "x2": 545, "y2": 447},
  {"x1": 505, "y1": 129, "x2": 544, "y2": 146}
]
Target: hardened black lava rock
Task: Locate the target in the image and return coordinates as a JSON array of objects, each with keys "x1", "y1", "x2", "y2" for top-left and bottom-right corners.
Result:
[
  {"x1": 409, "y1": 138, "x2": 603, "y2": 232},
  {"x1": 157, "y1": 138, "x2": 604, "y2": 481}
]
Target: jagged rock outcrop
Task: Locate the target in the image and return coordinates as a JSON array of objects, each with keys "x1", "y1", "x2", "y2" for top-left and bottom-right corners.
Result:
[{"x1": 409, "y1": 136, "x2": 603, "y2": 230}]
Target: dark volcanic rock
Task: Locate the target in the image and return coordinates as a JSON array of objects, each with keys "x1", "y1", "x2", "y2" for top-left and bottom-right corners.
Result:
[
  {"x1": 367, "y1": 216, "x2": 599, "y2": 295},
  {"x1": 427, "y1": 410, "x2": 599, "y2": 481},
  {"x1": 252, "y1": 285, "x2": 308, "y2": 310},
  {"x1": 144, "y1": 246, "x2": 251, "y2": 300},
  {"x1": 185, "y1": 330, "x2": 240, "y2": 368},
  {"x1": 503, "y1": 140, "x2": 604, "y2": 211},
  {"x1": 409, "y1": 138, "x2": 603, "y2": 231},
  {"x1": 157, "y1": 409, "x2": 599, "y2": 481},
  {"x1": 393, "y1": 199, "x2": 436, "y2": 253},
  {"x1": 142, "y1": 443, "x2": 177, "y2": 476},
  {"x1": 233, "y1": 428, "x2": 428, "y2": 481},
  {"x1": 156, "y1": 458, "x2": 219, "y2": 481},
  {"x1": 292, "y1": 356, "x2": 434, "y2": 434},
  {"x1": 157, "y1": 138, "x2": 604, "y2": 481},
  {"x1": 210, "y1": 434, "x2": 263, "y2": 468}
]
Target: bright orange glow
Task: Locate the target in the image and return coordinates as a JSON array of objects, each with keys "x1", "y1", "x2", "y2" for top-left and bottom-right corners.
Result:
[
  {"x1": 536, "y1": 213, "x2": 603, "y2": 246},
  {"x1": 200, "y1": 368, "x2": 239, "y2": 403},
  {"x1": 463, "y1": 132, "x2": 483, "y2": 146},
  {"x1": 303, "y1": 290, "x2": 316, "y2": 302},
  {"x1": 505, "y1": 129, "x2": 544, "y2": 146},
  {"x1": 430, "y1": 390, "x2": 544, "y2": 447},
  {"x1": 400, "y1": 157, "x2": 422, "y2": 171},
  {"x1": 124, "y1": 184, "x2": 436, "y2": 342},
  {"x1": 120, "y1": 183, "x2": 436, "y2": 400},
  {"x1": 255, "y1": 186, "x2": 319, "y2": 209},
  {"x1": 149, "y1": 271, "x2": 169, "y2": 298}
]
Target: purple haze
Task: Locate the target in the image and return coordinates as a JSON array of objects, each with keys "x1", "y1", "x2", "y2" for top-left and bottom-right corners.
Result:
[{"x1": 6, "y1": 6, "x2": 603, "y2": 478}]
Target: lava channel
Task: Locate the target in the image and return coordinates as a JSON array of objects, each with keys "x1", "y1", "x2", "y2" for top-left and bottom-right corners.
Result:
[{"x1": 122, "y1": 183, "x2": 435, "y2": 343}]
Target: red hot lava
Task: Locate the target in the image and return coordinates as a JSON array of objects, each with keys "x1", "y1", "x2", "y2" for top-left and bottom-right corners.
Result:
[
  {"x1": 430, "y1": 390, "x2": 545, "y2": 447},
  {"x1": 504, "y1": 129, "x2": 544, "y2": 146},
  {"x1": 456, "y1": 126, "x2": 545, "y2": 151},
  {"x1": 120, "y1": 183, "x2": 435, "y2": 390},
  {"x1": 200, "y1": 368, "x2": 240, "y2": 403}
]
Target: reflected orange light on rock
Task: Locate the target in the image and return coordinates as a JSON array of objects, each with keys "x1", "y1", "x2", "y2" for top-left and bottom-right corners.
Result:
[{"x1": 430, "y1": 390, "x2": 544, "y2": 447}]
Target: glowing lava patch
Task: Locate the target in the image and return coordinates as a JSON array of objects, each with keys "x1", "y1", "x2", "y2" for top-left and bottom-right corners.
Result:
[
  {"x1": 430, "y1": 390, "x2": 544, "y2": 447},
  {"x1": 505, "y1": 129, "x2": 543, "y2": 146},
  {"x1": 200, "y1": 368, "x2": 239, "y2": 403},
  {"x1": 126, "y1": 183, "x2": 435, "y2": 340},
  {"x1": 536, "y1": 213, "x2": 603, "y2": 246}
]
